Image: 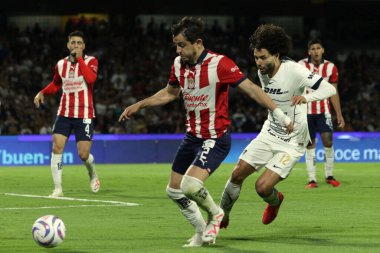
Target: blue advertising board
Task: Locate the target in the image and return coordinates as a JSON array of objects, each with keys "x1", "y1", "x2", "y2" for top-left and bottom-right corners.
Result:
[{"x1": 0, "y1": 133, "x2": 379, "y2": 166}]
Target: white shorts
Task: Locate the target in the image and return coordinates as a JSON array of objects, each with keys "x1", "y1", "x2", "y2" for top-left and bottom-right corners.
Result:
[{"x1": 239, "y1": 133, "x2": 305, "y2": 178}]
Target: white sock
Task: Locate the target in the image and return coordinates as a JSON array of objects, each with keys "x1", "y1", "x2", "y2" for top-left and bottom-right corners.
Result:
[
  {"x1": 220, "y1": 179, "x2": 242, "y2": 217},
  {"x1": 181, "y1": 175, "x2": 219, "y2": 216},
  {"x1": 166, "y1": 186, "x2": 206, "y2": 233},
  {"x1": 51, "y1": 153, "x2": 63, "y2": 191},
  {"x1": 305, "y1": 148, "x2": 317, "y2": 182},
  {"x1": 324, "y1": 147, "x2": 334, "y2": 177},
  {"x1": 84, "y1": 154, "x2": 96, "y2": 178}
]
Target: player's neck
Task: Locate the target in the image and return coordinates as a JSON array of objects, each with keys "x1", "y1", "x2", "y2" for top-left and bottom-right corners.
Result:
[{"x1": 269, "y1": 60, "x2": 281, "y2": 78}]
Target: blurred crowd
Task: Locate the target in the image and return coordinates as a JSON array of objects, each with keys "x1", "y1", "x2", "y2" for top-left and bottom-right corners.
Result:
[{"x1": 0, "y1": 16, "x2": 379, "y2": 135}]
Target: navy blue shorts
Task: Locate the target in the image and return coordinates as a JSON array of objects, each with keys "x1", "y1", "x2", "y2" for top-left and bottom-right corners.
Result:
[
  {"x1": 307, "y1": 113, "x2": 333, "y2": 139},
  {"x1": 53, "y1": 116, "x2": 94, "y2": 142},
  {"x1": 172, "y1": 130, "x2": 231, "y2": 175}
]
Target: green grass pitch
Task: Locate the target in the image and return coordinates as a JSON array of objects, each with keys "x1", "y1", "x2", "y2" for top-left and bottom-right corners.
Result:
[{"x1": 0, "y1": 163, "x2": 379, "y2": 253}]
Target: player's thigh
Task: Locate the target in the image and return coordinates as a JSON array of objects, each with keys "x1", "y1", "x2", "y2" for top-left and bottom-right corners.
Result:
[
  {"x1": 316, "y1": 114, "x2": 333, "y2": 133},
  {"x1": 307, "y1": 114, "x2": 318, "y2": 140},
  {"x1": 239, "y1": 137, "x2": 274, "y2": 173},
  {"x1": 172, "y1": 134, "x2": 201, "y2": 175},
  {"x1": 192, "y1": 130, "x2": 231, "y2": 175},
  {"x1": 73, "y1": 118, "x2": 94, "y2": 141},
  {"x1": 266, "y1": 145, "x2": 303, "y2": 178},
  {"x1": 53, "y1": 116, "x2": 73, "y2": 138},
  {"x1": 52, "y1": 134, "x2": 68, "y2": 154}
]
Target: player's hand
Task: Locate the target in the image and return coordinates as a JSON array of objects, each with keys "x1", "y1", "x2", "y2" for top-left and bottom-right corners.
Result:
[
  {"x1": 336, "y1": 114, "x2": 345, "y2": 129},
  {"x1": 70, "y1": 48, "x2": 83, "y2": 59},
  {"x1": 118, "y1": 104, "x2": 140, "y2": 122},
  {"x1": 34, "y1": 92, "x2": 44, "y2": 108},
  {"x1": 291, "y1": 95, "x2": 307, "y2": 105},
  {"x1": 285, "y1": 120, "x2": 294, "y2": 134}
]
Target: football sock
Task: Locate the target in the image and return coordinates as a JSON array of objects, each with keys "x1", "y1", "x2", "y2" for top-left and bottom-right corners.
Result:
[
  {"x1": 84, "y1": 154, "x2": 96, "y2": 179},
  {"x1": 166, "y1": 186, "x2": 206, "y2": 233},
  {"x1": 324, "y1": 146, "x2": 334, "y2": 177},
  {"x1": 305, "y1": 148, "x2": 317, "y2": 182},
  {"x1": 263, "y1": 188, "x2": 279, "y2": 206},
  {"x1": 51, "y1": 153, "x2": 63, "y2": 191},
  {"x1": 181, "y1": 175, "x2": 219, "y2": 216},
  {"x1": 220, "y1": 179, "x2": 241, "y2": 216}
]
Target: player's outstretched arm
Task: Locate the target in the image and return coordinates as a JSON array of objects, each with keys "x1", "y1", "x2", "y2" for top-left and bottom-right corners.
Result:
[
  {"x1": 238, "y1": 79, "x2": 293, "y2": 133},
  {"x1": 299, "y1": 79, "x2": 336, "y2": 104},
  {"x1": 119, "y1": 84, "x2": 180, "y2": 122}
]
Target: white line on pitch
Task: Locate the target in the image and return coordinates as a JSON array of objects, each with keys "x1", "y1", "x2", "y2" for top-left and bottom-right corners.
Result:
[
  {"x1": 0, "y1": 204, "x2": 132, "y2": 211},
  {"x1": 4, "y1": 193, "x2": 140, "y2": 206}
]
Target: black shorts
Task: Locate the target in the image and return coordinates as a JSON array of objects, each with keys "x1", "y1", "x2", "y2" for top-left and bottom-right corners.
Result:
[
  {"x1": 172, "y1": 130, "x2": 231, "y2": 175},
  {"x1": 52, "y1": 116, "x2": 94, "y2": 142},
  {"x1": 307, "y1": 113, "x2": 333, "y2": 139}
]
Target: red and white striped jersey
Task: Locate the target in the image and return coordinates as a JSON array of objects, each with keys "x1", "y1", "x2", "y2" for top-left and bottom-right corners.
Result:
[
  {"x1": 298, "y1": 58, "x2": 338, "y2": 115},
  {"x1": 51, "y1": 55, "x2": 98, "y2": 118},
  {"x1": 169, "y1": 50, "x2": 246, "y2": 139}
]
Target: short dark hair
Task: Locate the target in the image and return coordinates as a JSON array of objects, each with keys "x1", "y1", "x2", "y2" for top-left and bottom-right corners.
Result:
[
  {"x1": 171, "y1": 16, "x2": 205, "y2": 44},
  {"x1": 68, "y1": 30, "x2": 85, "y2": 43},
  {"x1": 307, "y1": 38, "x2": 323, "y2": 49},
  {"x1": 249, "y1": 24, "x2": 292, "y2": 57}
]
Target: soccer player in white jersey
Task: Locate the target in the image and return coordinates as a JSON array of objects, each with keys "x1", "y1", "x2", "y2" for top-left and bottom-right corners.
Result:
[
  {"x1": 219, "y1": 24, "x2": 337, "y2": 229},
  {"x1": 298, "y1": 39, "x2": 345, "y2": 188},
  {"x1": 119, "y1": 17, "x2": 292, "y2": 247},
  {"x1": 34, "y1": 31, "x2": 100, "y2": 197}
]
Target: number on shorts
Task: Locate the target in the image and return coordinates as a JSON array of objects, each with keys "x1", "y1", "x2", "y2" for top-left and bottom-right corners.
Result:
[
  {"x1": 85, "y1": 123, "x2": 90, "y2": 135},
  {"x1": 280, "y1": 154, "x2": 291, "y2": 166}
]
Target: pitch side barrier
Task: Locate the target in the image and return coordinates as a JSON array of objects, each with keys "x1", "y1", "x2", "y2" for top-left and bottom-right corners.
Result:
[{"x1": 0, "y1": 133, "x2": 379, "y2": 166}]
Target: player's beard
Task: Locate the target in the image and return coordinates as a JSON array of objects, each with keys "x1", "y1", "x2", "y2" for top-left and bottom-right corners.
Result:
[
  {"x1": 259, "y1": 61, "x2": 275, "y2": 75},
  {"x1": 181, "y1": 51, "x2": 197, "y2": 65}
]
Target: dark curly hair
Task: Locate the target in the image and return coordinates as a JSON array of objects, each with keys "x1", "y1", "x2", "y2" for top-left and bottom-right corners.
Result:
[
  {"x1": 171, "y1": 16, "x2": 206, "y2": 44},
  {"x1": 249, "y1": 24, "x2": 292, "y2": 58}
]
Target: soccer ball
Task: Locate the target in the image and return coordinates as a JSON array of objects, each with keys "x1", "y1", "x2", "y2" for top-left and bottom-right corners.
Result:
[{"x1": 32, "y1": 215, "x2": 66, "y2": 248}]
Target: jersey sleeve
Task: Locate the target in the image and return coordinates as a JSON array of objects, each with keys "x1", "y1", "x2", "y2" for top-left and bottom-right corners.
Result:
[
  {"x1": 329, "y1": 65, "x2": 338, "y2": 83},
  {"x1": 217, "y1": 56, "x2": 247, "y2": 87},
  {"x1": 41, "y1": 64, "x2": 62, "y2": 95},
  {"x1": 168, "y1": 63, "x2": 180, "y2": 86},
  {"x1": 78, "y1": 57, "x2": 98, "y2": 85},
  {"x1": 296, "y1": 63, "x2": 323, "y2": 90}
]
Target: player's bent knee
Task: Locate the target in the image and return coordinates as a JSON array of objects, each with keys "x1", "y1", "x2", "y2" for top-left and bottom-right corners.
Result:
[
  {"x1": 78, "y1": 152, "x2": 89, "y2": 161},
  {"x1": 255, "y1": 180, "x2": 271, "y2": 197},
  {"x1": 180, "y1": 175, "x2": 203, "y2": 197},
  {"x1": 231, "y1": 168, "x2": 246, "y2": 184}
]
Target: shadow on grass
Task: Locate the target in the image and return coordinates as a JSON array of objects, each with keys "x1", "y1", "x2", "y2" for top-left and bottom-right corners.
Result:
[{"x1": 222, "y1": 226, "x2": 380, "y2": 250}]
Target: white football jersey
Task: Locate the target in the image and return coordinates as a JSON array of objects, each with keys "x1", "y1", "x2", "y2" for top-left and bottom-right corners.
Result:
[{"x1": 258, "y1": 58, "x2": 323, "y2": 147}]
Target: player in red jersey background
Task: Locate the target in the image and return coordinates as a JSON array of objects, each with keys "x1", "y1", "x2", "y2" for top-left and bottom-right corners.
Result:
[
  {"x1": 298, "y1": 39, "x2": 345, "y2": 188},
  {"x1": 34, "y1": 30, "x2": 100, "y2": 197}
]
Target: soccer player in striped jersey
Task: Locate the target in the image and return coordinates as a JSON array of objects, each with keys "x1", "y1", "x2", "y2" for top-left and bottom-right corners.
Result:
[
  {"x1": 34, "y1": 31, "x2": 100, "y2": 198},
  {"x1": 219, "y1": 25, "x2": 337, "y2": 229},
  {"x1": 119, "y1": 17, "x2": 292, "y2": 247},
  {"x1": 298, "y1": 39, "x2": 345, "y2": 188}
]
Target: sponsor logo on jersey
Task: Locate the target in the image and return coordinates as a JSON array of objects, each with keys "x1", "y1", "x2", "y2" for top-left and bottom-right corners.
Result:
[{"x1": 264, "y1": 87, "x2": 289, "y2": 95}]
